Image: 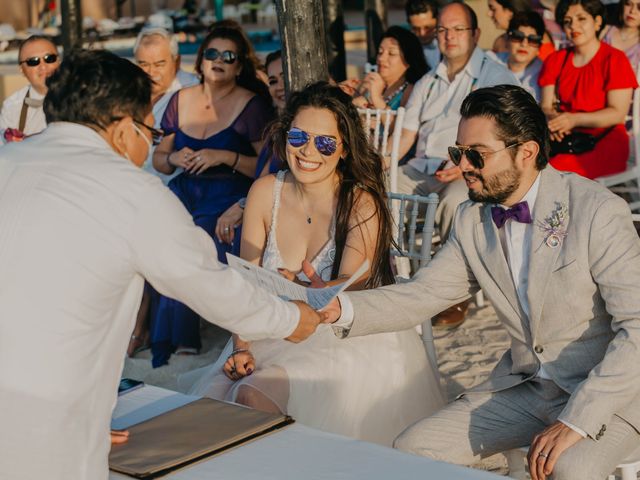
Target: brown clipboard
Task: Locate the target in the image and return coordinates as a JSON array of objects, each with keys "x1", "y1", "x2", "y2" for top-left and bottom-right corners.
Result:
[{"x1": 109, "y1": 397, "x2": 294, "y2": 478}]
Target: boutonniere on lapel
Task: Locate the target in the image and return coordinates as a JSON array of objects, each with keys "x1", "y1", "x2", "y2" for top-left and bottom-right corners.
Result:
[{"x1": 537, "y1": 202, "x2": 569, "y2": 248}]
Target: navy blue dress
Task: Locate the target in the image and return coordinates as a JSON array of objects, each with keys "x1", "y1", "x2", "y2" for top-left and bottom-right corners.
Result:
[{"x1": 149, "y1": 90, "x2": 274, "y2": 367}]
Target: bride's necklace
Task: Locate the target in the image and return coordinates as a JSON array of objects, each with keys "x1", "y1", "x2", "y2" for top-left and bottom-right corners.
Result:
[{"x1": 295, "y1": 185, "x2": 314, "y2": 224}]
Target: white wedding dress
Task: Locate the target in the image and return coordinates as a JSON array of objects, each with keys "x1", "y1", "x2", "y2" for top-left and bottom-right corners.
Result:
[{"x1": 186, "y1": 171, "x2": 445, "y2": 446}]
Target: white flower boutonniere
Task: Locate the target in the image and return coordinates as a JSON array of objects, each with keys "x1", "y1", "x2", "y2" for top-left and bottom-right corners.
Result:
[{"x1": 537, "y1": 202, "x2": 569, "y2": 248}]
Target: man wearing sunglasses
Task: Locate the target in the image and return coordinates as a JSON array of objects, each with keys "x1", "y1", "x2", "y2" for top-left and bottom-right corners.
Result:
[
  {"x1": 133, "y1": 27, "x2": 198, "y2": 184},
  {"x1": 326, "y1": 84, "x2": 640, "y2": 480},
  {"x1": 0, "y1": 35, "x2": 60, "y2": 144},
  {"x1": 396, "y1": 2, "x2": 518, "y2": 328},
  {"x1": 0, "y1": 49, "x2": 324, "y2": 480}
]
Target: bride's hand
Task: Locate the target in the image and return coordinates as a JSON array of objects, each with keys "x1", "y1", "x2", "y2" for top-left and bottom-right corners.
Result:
[
  {"x1": 223, "y1": 350, "x2": 255, "y2": 380},
  {"x1": 110, "y1": 430, "x2": 129, "y2": 445}
]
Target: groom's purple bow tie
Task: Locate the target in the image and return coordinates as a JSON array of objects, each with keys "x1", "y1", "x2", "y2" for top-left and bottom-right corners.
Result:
[{"x1": 491, "y1": 201, "x2": 532, "y2": 229}]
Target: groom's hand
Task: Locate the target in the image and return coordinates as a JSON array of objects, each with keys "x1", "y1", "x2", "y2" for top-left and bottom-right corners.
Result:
[
  {"x1": 527, "y1": 421, "x2": 583, "y2": 480},
  {"x1": 321, "y1": 297, "x2": 342, "y2": 324},
  {"x1": 285, "y1": 300, "x2": 326, "y2": 343}
]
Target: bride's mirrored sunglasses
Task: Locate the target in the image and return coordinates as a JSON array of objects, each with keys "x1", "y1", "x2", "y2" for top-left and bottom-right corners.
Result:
[{"x1": 286, "y1": 127, "x2": 341, "y2": 156}]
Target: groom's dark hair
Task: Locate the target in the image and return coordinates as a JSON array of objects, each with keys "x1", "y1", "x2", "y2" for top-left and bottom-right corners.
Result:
[{"x1": 460, "y1": 85, "x2": 550, "y2": 170}]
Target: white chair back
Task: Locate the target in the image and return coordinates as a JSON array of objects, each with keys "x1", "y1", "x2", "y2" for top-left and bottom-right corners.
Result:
[
  {"x1": 357, "y1": 107, "x2": 406, "y2": 194},
  {"x1": 387, "y1": 192, "x2": 440, "y2": 374}
]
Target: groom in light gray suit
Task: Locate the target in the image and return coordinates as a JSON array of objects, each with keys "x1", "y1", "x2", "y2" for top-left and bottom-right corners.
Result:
[{"x1": 325, "y1": 85, "x2": 640, "y2": 480}]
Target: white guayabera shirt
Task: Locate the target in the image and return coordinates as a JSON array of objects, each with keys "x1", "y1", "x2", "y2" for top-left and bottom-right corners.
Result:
[{"x1": 0, "y1": 122, "x2": 299, "y2": 480}]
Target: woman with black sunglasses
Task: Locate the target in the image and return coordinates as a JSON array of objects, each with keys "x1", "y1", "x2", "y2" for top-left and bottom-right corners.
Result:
[
  {"x1": 149, "y1": 26, "x2": 274, "y2": 367},
  {"x1": 186, "y1": 82, "x2": 444, "y2": 446},
  {"x1": 539, "y1": 0, "x2": 638, "y2": 179},
  {"x1": 0, "y1": 35, "x2": 60, "y2": 144},
  {"x1": 493, "y1": 11, "x2": 546, "y2": 101}
]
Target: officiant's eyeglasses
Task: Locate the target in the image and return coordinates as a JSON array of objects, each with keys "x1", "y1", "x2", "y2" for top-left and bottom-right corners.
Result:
[
  {"x1": 133, "y1": 120, "x2": 164, "y2": 146},
  {"x1": 19, "y1": 53, "x2": 58, "y2": 67},
  {"x1": 287, "y1": 127, "x2": 341, "y2": 156},
  {"x1": 448, "y1": 143, "x2": 522, "y2": 169}
]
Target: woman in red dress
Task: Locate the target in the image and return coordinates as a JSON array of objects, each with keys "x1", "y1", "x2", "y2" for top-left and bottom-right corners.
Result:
[{"x1": 539, "y1": 0, "x2": 637, "y2": 179}]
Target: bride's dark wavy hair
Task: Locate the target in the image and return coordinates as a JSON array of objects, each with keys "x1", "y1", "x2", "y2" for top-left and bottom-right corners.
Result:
[{"x1": 270, "y1": 82, "x2": 394, "y2": 288}]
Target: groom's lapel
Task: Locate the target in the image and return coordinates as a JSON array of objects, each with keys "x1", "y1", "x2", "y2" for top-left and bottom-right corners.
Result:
[
  {"x1": 527, "y1": 168, "x2": 569, "y2": 334},
  {"x1": 474, "y1": 204, "x2": 522, "y2": 318}
]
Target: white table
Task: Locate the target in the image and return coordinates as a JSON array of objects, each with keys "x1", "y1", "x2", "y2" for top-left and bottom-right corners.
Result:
[{"x1": 109, "y1": 386, "x2": 501, "y2": 480}]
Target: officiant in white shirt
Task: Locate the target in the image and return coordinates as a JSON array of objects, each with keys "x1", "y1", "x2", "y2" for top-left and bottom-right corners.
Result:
[{"x1": 0, "y1": 49, "x2": 323, "y2": 480}]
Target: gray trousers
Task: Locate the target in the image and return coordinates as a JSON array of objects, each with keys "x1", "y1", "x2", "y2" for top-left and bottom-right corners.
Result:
[
  {"x1": 397, "y1": 163, "x2": 468, "y2": 242},
  {"x1": 394, "y1": 379, "x2": 640, "y2": 480}
]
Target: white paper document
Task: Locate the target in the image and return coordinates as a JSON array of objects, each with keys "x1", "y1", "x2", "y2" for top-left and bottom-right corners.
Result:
[{"x1": 226, "y1": 254, "x2": 369, "y2": 310}]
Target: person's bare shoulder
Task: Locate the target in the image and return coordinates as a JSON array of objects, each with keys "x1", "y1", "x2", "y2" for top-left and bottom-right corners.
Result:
[
  {"x1": 246, "y1": 173, "x2": 278, "y2": 218},
  {"x1": 350, "y1": 189, "x2": 378, "y2": 227}
]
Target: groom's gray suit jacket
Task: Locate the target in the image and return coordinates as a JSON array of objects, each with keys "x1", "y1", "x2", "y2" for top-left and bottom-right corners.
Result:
[{"x1": 345, "y1": 166, "x2": 640, "y2": 440}]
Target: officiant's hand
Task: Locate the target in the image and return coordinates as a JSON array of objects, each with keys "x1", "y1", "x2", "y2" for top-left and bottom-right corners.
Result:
[
  {"x1": 286, "y1": 300, "x2": 326, "y2": 342},
  {"x1": 527, "y1": 421, "x2": 583, "y2": 480}
]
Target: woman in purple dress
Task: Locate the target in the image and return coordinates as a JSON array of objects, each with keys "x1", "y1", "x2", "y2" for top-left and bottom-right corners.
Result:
[{"x1": 150, "y1": 26, "x2": 274, "y2": 367}]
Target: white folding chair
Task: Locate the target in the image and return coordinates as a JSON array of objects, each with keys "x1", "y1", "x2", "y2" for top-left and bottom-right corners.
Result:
[
  {"x1": 357, "y1": 107, "x2": 406, "y2": 193},
  {"x1": 596, "y1": 63, "x2": 640, "y2": 213},
  {"x1": 388, "y1": 192, "x2": 440, "y2": 372}
]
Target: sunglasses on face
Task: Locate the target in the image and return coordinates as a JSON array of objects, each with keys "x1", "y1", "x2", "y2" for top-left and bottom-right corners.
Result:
[
  {"x1": 286, "y1": 127, "x2": 340, "y2": 156},
  {"x1": 447, "y1": 143, "x2": 522, "y2": 169},
  {"x1": 134, "y1": 120, "x2": 164, "y2": 146},
  {"x1": 507, "y1": 30, "x2": 543, "y2": 47},
  {"x1": 203, "y1": 48, "x2": 238, "y2": 64},
  {"x1": 19, "y1": 53, "x2": 58, "y2": 67}
]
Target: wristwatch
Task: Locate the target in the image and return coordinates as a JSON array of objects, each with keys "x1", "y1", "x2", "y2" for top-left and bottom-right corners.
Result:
[{"x1": 238, "y1": 197, "x2": 247, "y2": 209}]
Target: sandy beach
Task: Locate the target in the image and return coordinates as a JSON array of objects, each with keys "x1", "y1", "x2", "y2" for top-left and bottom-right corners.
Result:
[{"x1": 122, "y1": 299, "x2": 512, "y2": 474}]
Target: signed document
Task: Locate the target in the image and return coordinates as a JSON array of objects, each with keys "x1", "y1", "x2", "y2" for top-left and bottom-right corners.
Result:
[{"x1": 226, "y1": 253, "x2": 369, "y2": 310}]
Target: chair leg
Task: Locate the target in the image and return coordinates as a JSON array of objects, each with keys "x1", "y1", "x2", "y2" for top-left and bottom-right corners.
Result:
[
  {"x1": 505, "y1": 449, "x2": 528, "y2": 480},
  {"x1": 619, "y1": 464, "x2": 639, "y2": 480},
  {"x1": 474, "y1": 290, "x2": 485, "y2": 308}
]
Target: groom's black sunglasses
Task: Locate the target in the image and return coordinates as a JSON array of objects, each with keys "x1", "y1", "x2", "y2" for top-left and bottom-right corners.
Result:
[{"x1": 448, "y1": 143, "x2": 522, "y2": 170}]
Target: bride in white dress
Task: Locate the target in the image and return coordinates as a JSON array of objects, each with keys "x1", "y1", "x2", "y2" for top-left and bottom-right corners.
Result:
[{"x1": 187, "y1": 82, "x2": 444, "y2": 446}]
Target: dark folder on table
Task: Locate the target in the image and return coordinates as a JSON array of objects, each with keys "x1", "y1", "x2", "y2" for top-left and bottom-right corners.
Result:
[{"x1": 109, "y1": 397, "x2": 293, "y2": 478}]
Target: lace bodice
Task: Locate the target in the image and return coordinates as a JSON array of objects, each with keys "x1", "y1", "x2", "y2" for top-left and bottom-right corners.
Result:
[{"x1": 262, "y1": 170, "x2": 336, "y2": 282}]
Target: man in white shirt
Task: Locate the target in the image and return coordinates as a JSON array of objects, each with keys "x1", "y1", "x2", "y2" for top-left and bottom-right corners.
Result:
[
  {"x1": 326, "y1": 85, "x2": 640, "y2": 480},
  {"x1": 406, "y1": 0, "x2": 441, "y2": 70},
  {"x1": 399, "y1": 2, "x2": 518, "y2": 327},
  {"x1": 0, "y1": 49, "x2": 322, "y2": 480},
  {"x1": 133, "y1": 27, "x2": 199, "y2": 183},
  {"x1": 0, "y1": 35, "x2": 60, "y2": 144}
]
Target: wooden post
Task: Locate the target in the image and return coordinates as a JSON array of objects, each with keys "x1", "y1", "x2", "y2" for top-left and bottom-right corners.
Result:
[
  {"x1": 323, "y1": 0, "x2": 346, "y2": 82},
  {"x1": 60, "y1": 0, "x2": 83, "y2": 51},
  {"x1": 275, "y1": 0, "x2": 329, "y2": 94},
  {"x1": 364, "y1": 0, "x2": 387, "y2": 65}
]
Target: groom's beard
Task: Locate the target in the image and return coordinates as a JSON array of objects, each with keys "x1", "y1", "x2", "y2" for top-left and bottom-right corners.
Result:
[{"x1": 465, "y1": 162, "x2": 521, "y2": 205}]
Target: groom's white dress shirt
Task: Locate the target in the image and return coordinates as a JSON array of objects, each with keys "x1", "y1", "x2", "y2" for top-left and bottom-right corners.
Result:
[{"x1": 0, "y1": 122, "x2": 299, "y2": 480}]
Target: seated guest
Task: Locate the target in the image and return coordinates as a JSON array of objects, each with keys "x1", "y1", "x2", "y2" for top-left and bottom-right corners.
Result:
[
  {"x1": 601, "y1": 0, "x2": 640, "y2": 72},
  {"x1": 215, "y1": 49, "x2": 287, "y2": 249},
  {"x1": 0, "y1": 35, "x2": 59, "y2": 144},
  {"x1": 187, "y1": 82, "x2": 444, "y2": 446},
  {"x1": 539, "y1": 0, "x2": 637, "y2": 179},
  {"x1": 489, "y1": 0, "x2": 556, "y2": 59},
  {"x1": 393, "y1": 2, "x2": 518, "y2": 328},
  {"x1": 150, "y1": 26, "x2": 274, "y2": 367},
  {"x1": 495, "y1": 11, "x2": 546, "y2": 101},
  {"x1": 134, "y1": 27, "x2": 199, "y2": 184},
  {"x1": 406, "y1": 0, "x2": 440, "y2": 70},
  {"x1": 352, "y1": 26, "x2": 429, "y2": 110},
  {"x1": 126, "y1": 27, "x2": 200, "y2": 358}
]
